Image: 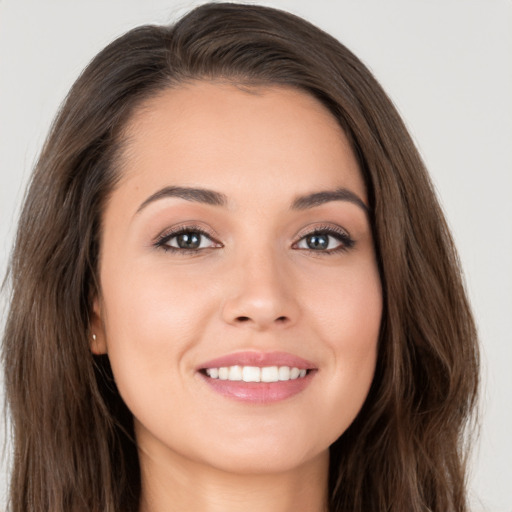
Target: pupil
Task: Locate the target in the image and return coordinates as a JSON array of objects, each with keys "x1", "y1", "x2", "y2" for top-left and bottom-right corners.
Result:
[
  {"x1": 177, "y1": 232, "x2": 201, "y2": 249},
  {"x1": 307, "y1": 234, "x2": 328, "y2": 250}
]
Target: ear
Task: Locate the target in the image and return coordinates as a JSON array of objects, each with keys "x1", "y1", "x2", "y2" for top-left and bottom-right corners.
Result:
[{"x1": 90, "y1": 296, "x2": 108, "y2": 355}]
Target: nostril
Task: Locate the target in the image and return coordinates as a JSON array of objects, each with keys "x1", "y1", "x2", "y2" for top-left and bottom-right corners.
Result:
[{"x1": 235, "y1": 315, "x2": 289, "y2": 324}]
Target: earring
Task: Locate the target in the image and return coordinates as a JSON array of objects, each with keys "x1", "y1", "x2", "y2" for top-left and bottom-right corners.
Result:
[{"x1": 92, "y1": 333, "x2": 97, "y2": 341}]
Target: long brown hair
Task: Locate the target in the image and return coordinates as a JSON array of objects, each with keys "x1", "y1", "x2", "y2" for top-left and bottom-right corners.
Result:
[{"x1": 2, "y1": 3, "x2": 479, "y2": 511}]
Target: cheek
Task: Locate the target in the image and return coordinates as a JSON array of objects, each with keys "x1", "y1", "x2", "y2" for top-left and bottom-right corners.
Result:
[
  {"x1": 98, "y1": 262, "x2": 217, "y2": 401},
  {"x1": 301, "y1": 258, "x2": 381, "y2": 436},
  {"x1": 303, "y1": 255, "x2": 382, "y2": 351},
  {"x1": 101, "y1": 259, "x2": 216, "y2": 339}
]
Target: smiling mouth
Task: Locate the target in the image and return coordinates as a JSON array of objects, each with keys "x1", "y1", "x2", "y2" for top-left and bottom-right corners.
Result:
[
  {"x1": 201, "y1": 365, "x2": 310, "y2": 382},
  {"x1": 197, "y1": 351, "x2": 317, "y2": 403}
]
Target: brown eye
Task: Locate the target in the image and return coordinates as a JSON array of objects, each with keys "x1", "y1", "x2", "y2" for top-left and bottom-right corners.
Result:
[
  {"x1": 174, "y1": 232, "x2": 202, "y2": 249},
  {"x1": 305, "y1": 234, "x2": 331, "y2": 250}
]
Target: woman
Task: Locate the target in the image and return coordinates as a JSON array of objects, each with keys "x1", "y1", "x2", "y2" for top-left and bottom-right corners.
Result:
[{"x1": 2, "y1": 3, "x2": 479, "y2": 511}]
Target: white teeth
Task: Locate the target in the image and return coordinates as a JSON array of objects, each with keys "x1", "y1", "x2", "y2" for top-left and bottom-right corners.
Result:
[
  {"x1": 278, "y1": 366, "x2": 290, "y2": 381},
  {"x1": 242, "y1": 366, "x2": 261, "y2": 382},
  {"x1": 206, "y1": 368, "x2": 219, "y2": 379},
  {"x1": 261, "y1": 366, "x2": 279, "y2": 383},
  {"x1": 204, "y1": 365, "x2": 308, "y2": 382},
  {"x1": 228, "y1": 365, "x2": 243, "y2": 381}
]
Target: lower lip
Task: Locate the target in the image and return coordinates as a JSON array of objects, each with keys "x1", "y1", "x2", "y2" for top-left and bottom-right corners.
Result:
[{"x1": 199, "y1": 371, "x2": 315, "y2": 403}]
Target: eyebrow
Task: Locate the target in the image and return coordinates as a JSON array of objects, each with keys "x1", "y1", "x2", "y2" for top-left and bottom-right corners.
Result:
[
  {"x1": 136, "y1": 185, "x2": 368, "y2": 214},
  {"x1": 291, "y1": 188, "x2": 369, "y2": 213},
  {"x1": 136, "y1": 186, "x2": 228, "y2": 213}
]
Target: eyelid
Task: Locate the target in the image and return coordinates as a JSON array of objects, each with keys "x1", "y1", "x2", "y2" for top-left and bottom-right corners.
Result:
[
  {"x1": 152, "y1": 221, "x2": 354, "y2": 254},
  {"x1": 293, "y1": 223, "x2": 352, "y2": 241},
  {"x1": 292, "y1": 223, "x2": 355, "y2": 252},
  {"x1": 153, "y1": 223, "x2": 222, "y2": 250}
]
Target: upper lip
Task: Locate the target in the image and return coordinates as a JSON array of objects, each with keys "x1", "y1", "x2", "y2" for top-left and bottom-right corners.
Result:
[{"x1": 197, "y1": 351, "x2": 316, "y2": 370}]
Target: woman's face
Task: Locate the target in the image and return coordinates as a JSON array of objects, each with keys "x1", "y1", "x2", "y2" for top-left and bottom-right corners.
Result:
[{"x1": 92, "y1": 82, "x2": 382, "y2": 476}]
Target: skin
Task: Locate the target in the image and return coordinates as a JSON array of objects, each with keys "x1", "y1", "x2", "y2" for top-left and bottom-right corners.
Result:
[{"x1": 91, "y1": 82, "x2": 382, "y2": 512}]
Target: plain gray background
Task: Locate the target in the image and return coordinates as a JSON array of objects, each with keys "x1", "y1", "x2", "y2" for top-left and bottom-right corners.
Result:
[{"x1": 1, "y1": 1, "x2": 511, "y2": 510}]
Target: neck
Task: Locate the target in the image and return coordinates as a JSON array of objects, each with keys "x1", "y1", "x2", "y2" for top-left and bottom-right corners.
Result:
[{"x1": 138, "y1": 447, "x2": 329, "y2": 512}]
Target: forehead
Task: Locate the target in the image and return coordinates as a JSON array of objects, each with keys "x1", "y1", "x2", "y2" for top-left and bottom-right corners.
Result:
[{"x1": 113, "y1": 81, "x2": 366, "y2": 211}]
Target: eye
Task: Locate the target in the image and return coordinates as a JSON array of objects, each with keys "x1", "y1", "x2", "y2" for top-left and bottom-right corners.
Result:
[
  {"x1": 155, "y1": 226, "x2": 221, "y2": 253},
  {"x1": 294, "y1": 227, "x2": 354, "y2": 254},
  {"x1": 167, "y1": 231, "x2": 211, "y2": 250}
]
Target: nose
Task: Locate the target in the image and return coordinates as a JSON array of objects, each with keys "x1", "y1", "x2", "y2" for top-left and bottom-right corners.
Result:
[{"x1": 221, "y1": 249, "x2": 299, "y2": 331}]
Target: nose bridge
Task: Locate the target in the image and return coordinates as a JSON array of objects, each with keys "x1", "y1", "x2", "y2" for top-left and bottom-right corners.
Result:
[{"x1": 221, "y1": 241, "x2": 298, "y2": 329}]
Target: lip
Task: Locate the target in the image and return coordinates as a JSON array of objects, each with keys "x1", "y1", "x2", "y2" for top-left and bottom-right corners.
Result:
[
  {"x1": 197, "y1": 351, "x2": 316, "y2": 371},
  {"x1": 197, "y1": 351, "x2": 317, "y2": 404}
]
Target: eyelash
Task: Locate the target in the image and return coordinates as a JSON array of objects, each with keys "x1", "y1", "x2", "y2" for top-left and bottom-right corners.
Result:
[
  {"x1": 153, "y1": 224, "x2": 355, "y2": 255},
  {"x1": 154, "y1": 224, "x2": 220, "y2": 254},
  {"x1": 293, "y1": 225, "x2": 355, "y2": 255}
]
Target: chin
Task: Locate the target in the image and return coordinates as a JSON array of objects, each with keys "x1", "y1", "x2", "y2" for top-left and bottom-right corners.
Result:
[
  {"x1": 185, "y1": 422, "x2": 333, "y2": 476},
  {"x1": 203, "y1": 445, "x2": 327, "y2": 476}
]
